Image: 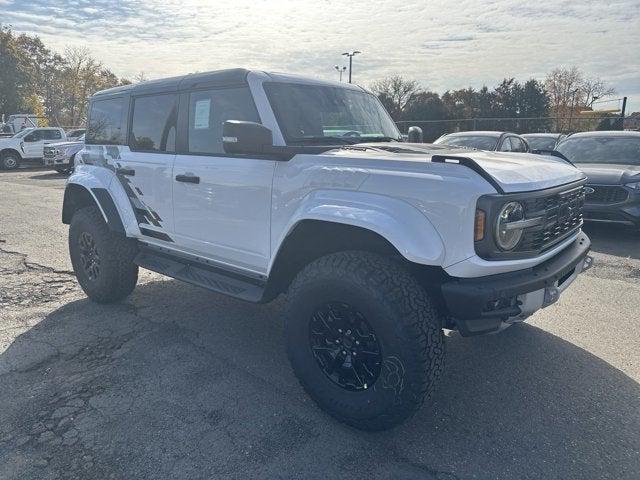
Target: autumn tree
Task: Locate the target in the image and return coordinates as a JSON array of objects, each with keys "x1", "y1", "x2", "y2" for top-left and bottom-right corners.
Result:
[
  {"x1": 544, "y1": 66, "x2": 615, "y2": 131},
  {"x1": 370, "y1": 76, "x2": 420, "y2": 120}
]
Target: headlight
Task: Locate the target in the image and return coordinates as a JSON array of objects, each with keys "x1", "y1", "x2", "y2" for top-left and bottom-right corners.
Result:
[
  {"x1": 495, "y1": 201, "x2": 525, "y2": 250},
  {"x1": 626, "y1": 181, "x2": 640, "y2": 190}
]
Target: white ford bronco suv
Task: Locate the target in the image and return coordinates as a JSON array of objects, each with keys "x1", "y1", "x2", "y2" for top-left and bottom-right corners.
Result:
[{"x1": 62, "y1": 69, "x2": 592, "y2": 430}]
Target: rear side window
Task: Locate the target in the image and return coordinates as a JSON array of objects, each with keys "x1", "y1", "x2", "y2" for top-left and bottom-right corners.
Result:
[
  {"x1": 130, "y1": 94, "x2": 177, "y2": 152},
  {"x1": 510, "y1": 137, "x2": 527, "y2": 152},
  {"x1": 499, "y1": 137, "x2": 513, "y2": 152},
  {"x1": 87, "y1": 97, "x2": 126, "y2": 145},
  {"x1": 188, "y1": 87, "x2": 259, "y2": 155},
  {"x1": 43, "y1": 129, "x2": 62, "y2": 140}
]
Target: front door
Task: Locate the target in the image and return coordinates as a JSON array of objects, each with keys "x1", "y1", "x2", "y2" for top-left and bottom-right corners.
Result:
[
  {"x1": 22, "y1": 130, "x2": 46, "y2": 158},
  {"x1": 172, "y1": 86, "x2": 275, "y2": 273}
]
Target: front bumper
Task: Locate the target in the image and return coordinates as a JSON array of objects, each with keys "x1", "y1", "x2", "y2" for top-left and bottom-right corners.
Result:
[
  {"x1": 43, "y1": 154, "x2": 69, "y2": 167},
  {"x1": 441, "y1": 232, "x2": 592, "y2": 336},
  {"x1": 583, "y1": 186, "x2": 640, "y2": 227}
]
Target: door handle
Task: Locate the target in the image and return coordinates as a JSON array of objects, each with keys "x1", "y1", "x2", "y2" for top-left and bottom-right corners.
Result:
[
  {"x1": 116, "y1": 167, "x2": 135, "y2": 176},
  {"x1": 175, "y1": 174, "x2": 200, "y2": 184}
]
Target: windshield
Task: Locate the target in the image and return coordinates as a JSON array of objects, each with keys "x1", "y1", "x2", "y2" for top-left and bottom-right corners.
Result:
[
  {"x1": 434, "y1": 135, "x2": 499, "y2": 150},
  {"x1": 264, "y1": 82, "x2": 400, "y2": 144},
  {"x1": 524, "y1": 136, "x2": 558, "y2": 151},
  {"x1": 12, "y1": 128, "x2": 33, "y2": 138},
  {"x1": 556, "y1": 136, "x2": 640, "y2": 165}
]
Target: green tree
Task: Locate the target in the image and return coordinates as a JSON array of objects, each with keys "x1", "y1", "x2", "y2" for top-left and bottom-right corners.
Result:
[{"x1": 0, "y1": 25, "x2": 34, "y2": 115}]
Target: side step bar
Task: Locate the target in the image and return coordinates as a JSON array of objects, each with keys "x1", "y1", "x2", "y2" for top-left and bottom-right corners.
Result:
[{"x1": 134, "y1": 248, "x2": 265, "y2": 302}]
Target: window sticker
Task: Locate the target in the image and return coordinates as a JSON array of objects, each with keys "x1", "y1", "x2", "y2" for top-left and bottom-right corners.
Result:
[{"x1": 194, "y1": 99, "x2": 211, "y2": 130}]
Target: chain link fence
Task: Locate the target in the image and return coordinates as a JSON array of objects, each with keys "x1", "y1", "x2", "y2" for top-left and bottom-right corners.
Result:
[{"x1": 395, "y1": 116, "x2": 626, "y2": 142}]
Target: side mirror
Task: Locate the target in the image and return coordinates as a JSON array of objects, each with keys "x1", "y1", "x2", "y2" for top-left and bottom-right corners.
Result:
[
  {"x1": 223, "y1": 120, "x2": 273, "y2": 155},
  {"x1": 407, "y1": 126, "x2": 423, "y2": 143}
]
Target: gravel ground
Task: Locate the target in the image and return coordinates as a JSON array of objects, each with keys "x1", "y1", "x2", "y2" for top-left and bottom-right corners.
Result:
[{"x1": 0, "y1": 168, "x2": 638, "y2": 480}]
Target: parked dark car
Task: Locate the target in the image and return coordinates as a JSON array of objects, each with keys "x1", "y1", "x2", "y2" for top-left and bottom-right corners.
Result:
[
  {"x1": 434, "y1": 131, "x2": 530, "y2": 152},
  {"x1": 522, "y1": 133, "x2": 566, "y2": 151},
  {"x1": 556, "y1": 131, "x2": 640, "y2": 228}
]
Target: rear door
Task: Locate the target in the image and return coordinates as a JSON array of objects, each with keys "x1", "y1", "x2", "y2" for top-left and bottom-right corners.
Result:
[
  {"x1": 172, "y1": 85, "x2": 275, "y2": 273},
  {"x1": 115, "y1": 93, "x2": 178, "y2": 244}
]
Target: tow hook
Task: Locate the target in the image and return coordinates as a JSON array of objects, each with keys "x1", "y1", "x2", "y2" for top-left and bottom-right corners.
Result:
[{"x1": 543, "y1": 255, "x2": 593, "y2": 308}]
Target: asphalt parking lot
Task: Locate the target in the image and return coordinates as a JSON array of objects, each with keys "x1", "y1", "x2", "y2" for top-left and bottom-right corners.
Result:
[{"x1": 0, "y1": 168, "x2": 639, "y2": 480}]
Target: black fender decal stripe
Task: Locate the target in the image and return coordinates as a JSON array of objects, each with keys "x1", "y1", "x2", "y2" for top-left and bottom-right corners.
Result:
[{"x1": 91, "y1": 188, "x2": 126, "y2": 234}]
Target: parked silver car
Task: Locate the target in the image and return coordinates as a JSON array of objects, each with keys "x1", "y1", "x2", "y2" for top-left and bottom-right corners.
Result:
[{"x1": 43, "y1": 134, "x2": 85, "y2": 174}]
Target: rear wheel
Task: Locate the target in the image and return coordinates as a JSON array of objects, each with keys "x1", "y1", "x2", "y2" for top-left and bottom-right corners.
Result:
[
  {"x1": 69, "y1": 206, "x2": 139, "y2": 303},
  {"x1": 1, "y1": 152, "x2": 20, "y2": 170},
  {"x1": 284, "y1": 251, "x2": 445, "y2": 430}
]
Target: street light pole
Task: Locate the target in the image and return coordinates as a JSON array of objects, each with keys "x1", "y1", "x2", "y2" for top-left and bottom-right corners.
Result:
[
  {"x1": 341, "y1": 51, "x2": 361, "y2": 83},
  {"x1": 334, "y1": 65, "x2": 346, "y2": 82}
]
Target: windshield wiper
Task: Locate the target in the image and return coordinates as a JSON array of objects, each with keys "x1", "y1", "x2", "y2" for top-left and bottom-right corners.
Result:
[
  {"x1": 289, "y1": 136, "x2": 361, "y2": 145},
  {"x1": 356, "y1": 136, "x2": 401, "y2": 143}
]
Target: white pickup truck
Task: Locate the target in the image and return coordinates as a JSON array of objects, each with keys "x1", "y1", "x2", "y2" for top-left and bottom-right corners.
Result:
[
  {"x1": 0, "y1": 127, "x2": 67, "y2": 169},
  {"x1": 62, "y1": 69, "x2": 592, "y2": 430}
]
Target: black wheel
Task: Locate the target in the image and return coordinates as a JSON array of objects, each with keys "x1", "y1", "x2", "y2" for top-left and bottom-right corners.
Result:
[
  {"x1": 69, "y1": 206, "x2": 139, "y2": 303},
  {"x1": 284, "y1": 251, "x2": 445, "y2": 430},
  {"x1": 1, "y1": 152, "x2": 20, "y2": 170}
]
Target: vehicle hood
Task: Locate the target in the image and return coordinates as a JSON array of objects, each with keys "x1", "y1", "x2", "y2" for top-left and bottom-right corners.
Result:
[
  {"x1": 353, "y1": 142, "x2": 586, "y2": 193},
  {"x1": 574, "y1": 163, "x2": 640, "y2": 185},
  {"x1": 45, "y1": 140, "x2": 81, "y2": 149}
]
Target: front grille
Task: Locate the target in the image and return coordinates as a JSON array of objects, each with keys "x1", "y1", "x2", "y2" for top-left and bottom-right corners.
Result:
[
  {"x1": 43, "y1": 148, "x2": 56, "y2": 159},
  {"x1": 518, "y1": 186, "x2": 585, "y2": 253},
  {"x1": 585, "y1": 185, "x2": 629, "y2": 204}
]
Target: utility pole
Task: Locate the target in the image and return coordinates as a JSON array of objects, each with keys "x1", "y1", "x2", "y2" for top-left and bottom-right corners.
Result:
[
  {"x1": 341, "y1": 51, "x2": 361, "y2": 83},
  {"x1": 620, "y1": 96, "x2": 627, "y2": 131},
  {"x1": 334, "y1": 65, "x2": 347, "y2": 82}
]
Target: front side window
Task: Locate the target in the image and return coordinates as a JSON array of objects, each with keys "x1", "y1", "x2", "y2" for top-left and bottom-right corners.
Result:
[
  {"x1": 87, "y1": 97, "x2": 126, "y2": 145},
  {"x1": 188, "y1": 87, "x2": 259, "y2": 154},
  {"x1": 265, "y1": 82, "x2": 400, "y2": 144},
  {"x1": 557, "y1": 136, "x2": 640, "y2": 165},
  {"x1": 24, "y1": 130, "x2": 43, "y2": 142},
  {"x1": 130, "y1": 94, "x2": 177, "y2": 152}
]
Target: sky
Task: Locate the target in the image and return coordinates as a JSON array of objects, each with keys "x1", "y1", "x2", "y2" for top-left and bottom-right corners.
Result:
[{"x1": 1, "y1": 0, "x2": 639, "y2": 113}]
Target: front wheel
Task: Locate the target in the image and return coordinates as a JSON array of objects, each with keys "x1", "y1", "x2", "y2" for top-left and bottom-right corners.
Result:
[
  {"x1": 1, "y1": 152, "x2": 20, "y2": 170},
  {"x1": 284, "y1": 251, "x2": 445, "y2": 430},
  {"x1": 69, "y1": 206, "x2": 139, "y2": 303}
]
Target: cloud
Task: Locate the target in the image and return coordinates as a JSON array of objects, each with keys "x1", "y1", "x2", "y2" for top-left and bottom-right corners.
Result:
[{"x1": 1, "y1": 0, "x2": 639, "y2": 111}]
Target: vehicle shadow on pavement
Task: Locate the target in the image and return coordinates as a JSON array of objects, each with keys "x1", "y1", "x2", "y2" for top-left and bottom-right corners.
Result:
[
  {"x1": 1, "y1": 279, "x2": 638, "y2": 480},
  {"x1": 28, "y1": 172, "x2": 68, "y2": 181},
  {"x1": 583, "y1": 223, "x2": 639, "y2": 260}
]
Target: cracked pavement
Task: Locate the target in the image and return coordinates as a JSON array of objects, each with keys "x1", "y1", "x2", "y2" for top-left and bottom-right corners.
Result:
[{"x1": 0, "y1": 168, "x2": 639, "y2": 479}]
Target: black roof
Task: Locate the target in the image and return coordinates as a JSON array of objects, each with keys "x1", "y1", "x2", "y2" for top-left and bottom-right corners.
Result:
[{"x1": 93, "y1": 68, "x2": 251, "y2": 98}]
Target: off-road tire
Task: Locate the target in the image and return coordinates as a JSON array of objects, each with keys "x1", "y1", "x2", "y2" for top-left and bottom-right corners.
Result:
[
  {"x1": 284, "y1": 251, "x2": 445, "y2": 431},
  {"x1": 1, "y1": 152, "x2": 20, "y2": 170},
  {"x1": 69, "y1": 206, "x2": 138, "y2": 303}
]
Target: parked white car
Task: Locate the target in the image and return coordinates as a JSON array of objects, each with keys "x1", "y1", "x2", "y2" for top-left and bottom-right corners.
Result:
[
  {"x1": 63, "y1": 69, "x2": 592, "y2": 430},
  {"x1": 0, "y1": 127, "x2": 67, "y2": 169}
]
